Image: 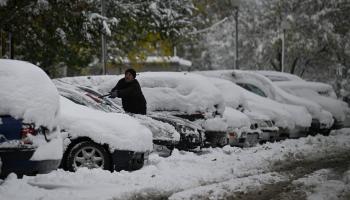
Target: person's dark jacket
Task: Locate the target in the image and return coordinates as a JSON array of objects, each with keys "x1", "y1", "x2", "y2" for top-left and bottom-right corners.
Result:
[{"x1": 111, "y1": 78, "x2": 147, "y2": 115}]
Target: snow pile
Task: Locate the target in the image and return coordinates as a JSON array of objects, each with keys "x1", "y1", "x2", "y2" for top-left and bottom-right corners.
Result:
[
  {"x1": 200, "y1": 117, "x2": 228, "y2": 132},
  {"x1": 0, "y1": 59, "x2": 60, "y2": 129},
  {"x1": 30, "y1": 136, "x2": 63, "y2": 161},
  {"x1": 223, "y1": 107, "x2": 251, "y2": 129},
  {"x1": 292, "y1": 168, "x2": 350, "y2": 200},
  {"x1": 59, "y1": 97, "x2": 153, "y2": 152},
  {"x1": 170, "y1": 172, "x2": 286, "y2": 200}
]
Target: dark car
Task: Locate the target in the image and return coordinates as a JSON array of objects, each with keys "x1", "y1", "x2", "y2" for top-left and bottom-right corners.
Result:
[
  {"x1": 0, "y1": 116, "x2": 61, "y2": 178},
  {"x1": 0, "y1": 59, "x2": 63, "y2": 178}
]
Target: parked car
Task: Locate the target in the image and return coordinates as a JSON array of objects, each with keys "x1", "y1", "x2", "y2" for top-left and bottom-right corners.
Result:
[
  {"x1": 54, "y1": 80, "x2": 202, "y2": 153},
  {"x1": 0, "y1": 59, "x2": 63, "y2": 178},
  {"x1": 58, "y1": 96, "x2": 153, "y2": 172},
  {"x1": 256, "y1": 70, "x2": 349, "y2": 131},
  {"x1": 213, "y1": 70, "x2": 333, "y2": 135},
  {"x1": 59, "y1": 73, "x2": 231, "y2": 148},
  {"x1": 205, "y1": 76, "x2": 277, "y2": 145},
  {"x1": 196, "y1": 70, "x2": 313, "y2": 139}
]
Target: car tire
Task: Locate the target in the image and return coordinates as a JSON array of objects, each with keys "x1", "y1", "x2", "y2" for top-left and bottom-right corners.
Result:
[{"x1": 65, "y1": 141, "x2": 111, "y2": 172}]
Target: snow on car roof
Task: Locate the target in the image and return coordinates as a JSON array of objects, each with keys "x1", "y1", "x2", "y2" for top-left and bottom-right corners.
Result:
[
  {"x1": 59, "y1": 96, "x2": 153, "y2": 152},
  {"x1": 254, "y1": 70, "x2": 304, "y2": 82},
  {"x1": 67, "y1": 73, "x2": 226, "y2": 116},
  {"x1": 275, "y1": 81, "x2": 337, "y2": 99},
  {"x1": 0, "y1": 59, "x2": 60, "y2": 128}
]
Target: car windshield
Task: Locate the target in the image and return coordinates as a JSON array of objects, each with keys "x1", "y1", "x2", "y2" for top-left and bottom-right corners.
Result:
[{"x1": 237, "y1": 83, "x2": 267, "y2": 97}]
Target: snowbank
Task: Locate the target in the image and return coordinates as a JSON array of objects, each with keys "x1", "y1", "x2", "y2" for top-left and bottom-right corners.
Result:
[
  {"x1": 59, "y1": 97, "x2": 153, "y2": 152},
  {"x1": 0, "y1": 59, "x2": 60, "y2": 128},
  {"x1": 2, "y1": 129, "x2": 350, "y2": 199}
]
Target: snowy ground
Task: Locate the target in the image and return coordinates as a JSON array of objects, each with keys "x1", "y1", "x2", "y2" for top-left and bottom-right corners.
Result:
[{"x1": 1, "y1": 129, "x2": 350, "y2": 200}]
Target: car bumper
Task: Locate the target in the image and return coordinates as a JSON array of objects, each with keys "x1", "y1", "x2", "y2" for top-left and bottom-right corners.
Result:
[
  {"x1": 111, "y1": 150, "x2": 148, "y2": 171},
  {"x1": 260, "y1": 129, "x2": 279, "y2": 142},
  {"x1": 204, "y1": 131, "x2": 228, "y2": 148},
  {"x1": 0, "y1": 147, "x2": 61, "y2": 178}
]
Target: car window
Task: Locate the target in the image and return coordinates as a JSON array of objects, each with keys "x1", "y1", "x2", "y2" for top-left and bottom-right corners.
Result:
[{"x1": 237, "y1": 83, "x2": 267, "y2": 97}]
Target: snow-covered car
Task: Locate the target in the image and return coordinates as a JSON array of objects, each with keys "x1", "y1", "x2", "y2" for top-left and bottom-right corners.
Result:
[
  {"x1": 213, "y1": 70, "x2": 333, "y2": 135},
  {"x1": 206, "y1": 77, "x2": 277, "y2": 145},
  {"x1": 61, "y1": 73, "x2": 229, "y2": 148},
  {"x1": 256, "y1": 71, "x2": 348, "y2": 131},
  {"x1": 59, "y1": 96, "x2": 153, "y2": 172},
  {"x1": 196, "y1": 70, "x2": 313, "y2": 139},
  {"x1": 54, "y1": 80, "x2": 202, "y2": 152},
  {"x1": 0, "y1": 59, "x2": 63, "y2": 178}
]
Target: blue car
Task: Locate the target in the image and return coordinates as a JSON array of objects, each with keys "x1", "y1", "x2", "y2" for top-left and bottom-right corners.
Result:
[{"x1": 0, "y1": 115, "x2": 61, "y2": 178}]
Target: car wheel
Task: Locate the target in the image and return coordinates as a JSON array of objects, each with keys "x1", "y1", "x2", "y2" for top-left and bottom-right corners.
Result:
[{"x1": 65, "y1": 141, "x2": 111, "y2": 172}]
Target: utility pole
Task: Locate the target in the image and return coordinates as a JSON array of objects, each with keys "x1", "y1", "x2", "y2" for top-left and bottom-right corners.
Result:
[
  {"x1": 229, "y1": 0, "x2": 240, "y2": 69},
  {"x1": 281, "y1": 19, "x2": 291, "y2": 72},
  {"x1": 101, "y1": 0, "x2": 107, "y2": 75},
  {"x1": 234, "y1": 8, "x2": 239, "y2": 69}
]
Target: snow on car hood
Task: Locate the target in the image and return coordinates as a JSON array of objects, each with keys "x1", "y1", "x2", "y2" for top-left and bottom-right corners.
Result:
[
  {"x1": 223, "y1": 107, "x2": 251, "y2": 129},
  {"x1": 0, "y1": 59, "x2": 60, "y2": 129},
  {"x1": 59, "y1": 96, "x2": 153, "y2": 152}
]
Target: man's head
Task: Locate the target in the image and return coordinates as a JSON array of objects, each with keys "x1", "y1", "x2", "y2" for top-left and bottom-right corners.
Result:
[{"x1": 124, "y1": 68, "x2": 136, "y2": 82}]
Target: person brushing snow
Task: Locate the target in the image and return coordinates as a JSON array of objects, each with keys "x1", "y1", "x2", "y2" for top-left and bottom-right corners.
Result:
[{"x1": 109, "y1": 68, "x2": 147, "y2": 115}]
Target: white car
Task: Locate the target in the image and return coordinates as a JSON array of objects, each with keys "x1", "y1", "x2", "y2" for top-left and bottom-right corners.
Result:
[
  {"x1": 196, "y1": 70, "x2": 313, "y2": 139},
  {"x1": 58, "y1": 96, "x2": 153, "y2": 172},
  {"x1": 206, "y1": 77, "x2": 278, "y2": 144},
  {"x1": 225, "y1": 70, "x2": 333, "y2": 134},
  {"x1": 256, "y1": 70, "x2": 349, "y2": 131}
]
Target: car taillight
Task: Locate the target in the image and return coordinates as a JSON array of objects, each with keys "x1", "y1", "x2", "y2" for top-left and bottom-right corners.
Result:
[
  {"x1": 228, "y1": 132, "x2": 237, "y2": 139},
  {"x1": 20, "y1": 124, "x2": 36, "y2": 144}
]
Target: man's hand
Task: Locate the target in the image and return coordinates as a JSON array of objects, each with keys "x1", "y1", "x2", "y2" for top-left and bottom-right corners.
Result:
[{"x1": 109, "y1": 90, "x2": 118, "y2": 98}]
